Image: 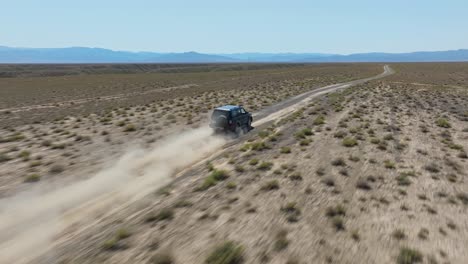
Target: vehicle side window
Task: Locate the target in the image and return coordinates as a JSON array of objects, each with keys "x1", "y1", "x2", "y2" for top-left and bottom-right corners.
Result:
[
  {"x1": 231, "y1": 110, "x2": 238, "y2": 117},
  {"x1": 240, "y1": 108, "x2": 246, "y2": 114}
]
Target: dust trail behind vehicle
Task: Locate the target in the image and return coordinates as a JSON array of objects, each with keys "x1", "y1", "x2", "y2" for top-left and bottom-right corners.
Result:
[{"x1": 0, "y1": 127, "x2": 225, "y2": 263}]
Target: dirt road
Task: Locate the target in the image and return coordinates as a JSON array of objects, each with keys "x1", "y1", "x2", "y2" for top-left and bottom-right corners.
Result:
[{"x1": 0, "y1": 65, "x2": 393, "y2": 264}]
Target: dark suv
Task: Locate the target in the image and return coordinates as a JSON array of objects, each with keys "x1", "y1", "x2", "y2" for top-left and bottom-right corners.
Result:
[{"x1": 210, "y1": 105, "x2": 253, "y2": 134}]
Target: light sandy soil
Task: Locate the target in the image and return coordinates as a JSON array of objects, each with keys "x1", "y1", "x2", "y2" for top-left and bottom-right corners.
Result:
[
  {"x1": 2, "y1": 63, "x2": 468, "y2": 264},
  {"x1": 0, "y1": 64, "x2": 383, "y2": 264}
]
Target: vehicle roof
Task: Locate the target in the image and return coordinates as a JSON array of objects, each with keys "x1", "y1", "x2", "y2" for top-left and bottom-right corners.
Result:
[{"x1": 215, "y1": 105, "x2": 240, "y2": 111}]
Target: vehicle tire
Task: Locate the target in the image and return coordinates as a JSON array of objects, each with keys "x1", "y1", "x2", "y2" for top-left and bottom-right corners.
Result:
[
  {"x1": 235, "y1": 124, "x2": 243, "y2": 136},
  {"x1": 216, "y1": 116, "x2": 228, "y2": 128}
]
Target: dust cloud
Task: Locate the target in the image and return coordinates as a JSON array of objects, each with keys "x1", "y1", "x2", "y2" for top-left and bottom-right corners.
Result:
[{"x1": 0, "y1": 127, "x2": 225, "y2": 263}]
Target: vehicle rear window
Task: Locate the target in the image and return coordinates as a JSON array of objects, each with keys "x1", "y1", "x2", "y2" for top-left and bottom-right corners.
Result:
[{"x1": 211, "y1": 109, "x2": 230, "y2": 120}]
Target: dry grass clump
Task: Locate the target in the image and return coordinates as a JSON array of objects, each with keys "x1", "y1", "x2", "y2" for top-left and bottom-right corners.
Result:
[
  {"x1": 435, "y1": 118, "x2": 451, "y2": 128},
  {"x1": 25, "y1": 174, "x2": 41, "y2": 182},
  {"x1": 280, "y1": 202, "x2": 301, "y2": 222},
  {"x1": 331, "y1": 157, "x2": 346, "y2": 166},
  {"x1": 150, "y1": 251, "x2": 174, "y2": 264},
  {"x1": 261, "y1": 180, "x2": 280, "y2": 191},
  {"x1": 325, "y1": 204, "x2": 346, "y2": 230},
  {"x1": 342, "y1": 137, "x2": 358, "y2": 147},
  {"x1": 356, "y1": 178, "x2": 371, "y2": 190},
  {"x1": 397, "y1": 247, "x2": 423, "y2": 264},
  {"x1": 146, "y1": 208, "x2": 175, "y2": 223},
  {"x1": 101, "y1": 228, "x2": 132, "y2": 251},
  {"x1": 257, "y1": 161, "x2": 273, "y2": 171},
  {"x1": 197, "y1": 169, "x2": 229, "y2": 191},
  {"x1": 205, "y1": 241, "x2": 244, "y2": 264},
  {"x1": 273, "y1": 229, "x2": 289, "y2": 251}
]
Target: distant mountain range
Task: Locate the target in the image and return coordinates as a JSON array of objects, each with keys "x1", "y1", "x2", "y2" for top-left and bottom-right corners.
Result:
[{"x1": 1, "y1": 46, "x2": 468, "y2": 63}]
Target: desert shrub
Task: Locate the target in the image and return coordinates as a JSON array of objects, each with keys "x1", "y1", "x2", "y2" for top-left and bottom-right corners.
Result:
[
  {"x1": 251, "y1": 141, "x2": 268, "y2": 151},
  {"x1": 51, "y1": 143, "x2": 66, "y2": 149},
  {"x1": 249, "y1": 159, "x2": 259, "y2": 166},
  {"x1": 157, "y1": 185, "x2": 173, "y2": 196},
  {"x1": 289, "y1": 173, "x2": 303, "y2": 181},
  {"x1": 49, "y1": 164, "x2": 65, "y2": 174},
  {"x1": 322, "y1": 177, "x2": 335, "y2": 186},
  {"x1": 116, "y1": 228, "x2": 131, "y2": 240},
  {"x1": 295, "y1": 128, "x2": 312, "y2": 139},
  {"x1": 205, "y1": 241, "x2": 244, "y2": 264},
  {"x1": 377, "y1": 141, "x2": 388, "y2": 150},
  {"x1": 396, "y1": 174, "x2": 411, "y2": 186},
  {"x1": 356, "y1": 178, "x2": 371, "y2": 190},
  {"x1": 258, "y1": 161, "x2": 273, "y2": 171},
  {"x1": 447, "y1": 220, "x2": 457, "y2": 230},
  {"x1": 331, "y1": 157, "x2": 346, "y2": 166},
  {"x1": 174, "y1": 199, "x2": 193, "y2": 208},
  {"x1": 239, "y1": 144, "x2": 251, "y2": 152},
  {"x1": 339, "y1": 168, "x2": 348, "y2": 176},
  {"x1": 280, "y1": 202, "x2": 301, "y2": 222},
  {"x1": 397, "y1": 247, "x2": 423, "y2": 264},
  {"x1": 18, "y1": 150, "x2": 31, "y2": 160},
  {"x1": 280, "y1": 147, "x2": 291, "y2": 154},
  {"x1": 234, "y1": 165, "x2": 245, "y2": 172},
  {"x1": 151, "y1": 252, "x2": 174, "y2": 264},
  {"x1": 124, "y1": 124, "x2": 137, "y2": 132},
  {"x1": 25, "y1": 174, "x2": 41, "y2": 182},
  {"x1": 384, "y1": 160, "x2": 395, "y2": 169},
  {"x1": 417, "y1": 228, "x2": 429, "y2": 240},
  {"x1": 258, "y1": 130, "x2": 270, "y2": 138},
  {"x1": 436, "y1": 118, "x2": 451, "y2": 128},
  {"x1": 313, "y1": 115, "x2": 325, "y2": 125},
  {"x1": 146, "y1": 208, "x2": 174, "y2": 222},
  {"x1": 424, "y1": 163, "x2": 439, "y2": 173},
  {"x1": 331, "y1": 216, "x2": 345, "y2": 230},
  {"x1": 383, "y1": 134, "x2": 394, "y2": 141},
  {"x1": 0, "y1": 133, "x2": 25, "y2": 143},
  {"x1": 334, "y1": 130, "x2": 347, "y2": 138},
  {"x1": 299, "y1": 139, "x2": 311, "y2": 146},
  {"x1": 29, "y1": 160, "x2": 42, "y2": 167},
  {"x1": 392, "y1": 229, "x2": 406, "y2": 240},
  {"x1": 197, "y1": 169, "x2": 229, "y2": 190},
  {"x1": 457, "y1": 152, "x2": 468, "y2": 159},
  {"x1": 268, "y1": 133, "x2": 278, "y2": 142},
  {"x1": 211, "y1": 170, "x2": 229, "y2": 181},
  {"x1": 102, "y1": 228, "x2": 132, "y2": 251},
  {"x1": 342, "y1": 137, "x2": 358, "y2": 147},
  {"x1": 316, "y1": 167, "x2": 325, "y2": 176},
  {"x1": 301, "y1": 128, "x2": 313, "y2": 136},
  {"x1": 456, "y1": 192, "x2": 468, "y2": 205},
  {"x1": 226, "y1": 181, "x2": 237, "y2": 189},
  {"x1": 326, "y1": 205, "x2": 346, "y2": 217},
  {"x1": 351, "y1": 230, "x2": 360, "y2": 241},
  {"x1": 0, "y1": 153, "x2": 11, "y2": 163},
  {"x1": 102, "y1": 238, "x2": 118, "y2": 250},
  {"x1": 273, "y1": 229, "x2": 289, "y2": 251},
  {"x1": 198, "y1": 176, "x2": 217, "y2": 191},
  {"x1": 261, "y1": 180, "x2": 279, "y2": 191},
  {"x1": 75, "y1": 135, "x2": 91, "y2": 142},
  {"x1": 447, "y1": 143, "x2": 463, "y2": 150}
]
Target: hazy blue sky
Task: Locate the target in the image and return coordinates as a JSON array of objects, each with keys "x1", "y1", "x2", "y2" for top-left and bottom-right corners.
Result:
[{"x1": 1, "y1": 0, "x2": 467, "y2": 54}]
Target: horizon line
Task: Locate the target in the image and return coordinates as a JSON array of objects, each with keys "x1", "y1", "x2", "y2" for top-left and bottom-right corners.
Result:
[{"x1": 1, "y1": 45, "x2": 467, "y2": 56}]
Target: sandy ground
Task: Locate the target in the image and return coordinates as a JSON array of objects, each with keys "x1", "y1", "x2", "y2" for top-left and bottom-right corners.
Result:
[
  {"x1": 0, "y1": 64, "x2": 383, "y2": 263},
  {"x1": 2, "y1": 63, "x2": 468, "y2": 264}
]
